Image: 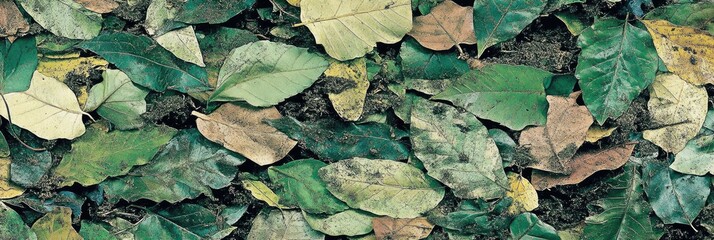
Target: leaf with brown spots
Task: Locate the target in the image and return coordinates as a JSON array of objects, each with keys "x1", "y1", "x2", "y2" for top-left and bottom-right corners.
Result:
[
  {"x1": 74, "y1": 0, "x2": 119, "y2": 13},
  {"x1": 519, "y1": 92, "x2": 594, "y2": 173},
  {"x1": 192, "y1": 103, "x2": 297, "y2": 166},
  {"x1": 0, "y1": 0, "x2": 29, "y2": 40},
  {"x1": 373, "y1": 217, "x2": 434, "y2": 240},
  {"x1": 530, "y1": 143, "x2": 636, "y2": 190},
  {"x1": 407, "y1": 0, "x2": 476, "y2": 53}
]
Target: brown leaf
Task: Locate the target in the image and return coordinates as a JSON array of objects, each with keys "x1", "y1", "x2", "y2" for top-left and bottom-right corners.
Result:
[
  {"x1": 407, "y1": 0, "x2": 476, "y2": 52},
  {"x1": 519, "y1": 92, "x2": 594, "y2": 173},
  {"x1": 192, "y1": 103, "x2": 297, "y2": 166},
  {"x1": 530, "y1": 143, "x2": 636, "y2": 190},
  {"x1": 0, "y1": 0, "x2": 29, "y2": 39},
  {"x1": 74, "y1": 0, "x2": 119, "y2": 13},
  {"x1": 373, "y1": 217, "x2": 434, "y2": 240}
]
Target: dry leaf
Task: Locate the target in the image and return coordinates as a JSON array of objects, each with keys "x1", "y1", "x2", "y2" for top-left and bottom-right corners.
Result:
[
  {"x1": 192, "y1": 103, "x2": 297, "y2": 166},
  {"x1": 407, "y1": 0, "x2": 476, "y2": 52},
  {"x1": 519, "y1": 92, "x2": 593, "y2": 173},
  {"x1": 37, "y1": 55, "x2": 109, "y2": 106},
  {"x1": 642, "y1": 20, "x2": 714, "y2": 86},
  {"x1": 241, "y1": 180, "x2": 290, "y2": 209},
  {"x1": 373, "y1": 217, "x2": 434, "y2": 240},
  {"x1": 286, "y1": 0, "x2": 300, "y2": 7},
  {"x1": 585, "y1": 126, "x2": 617, "y2": 143},
  {"x1": 325, "y1": 58, "x2": 369, "y2": 121},
  {"x1": 74, "y1": 0, "x2": 119, "y2": 13},
  {"x1": 0, "y1": 157, "x2": 23, "y2": 199},
  {"x1": 0, "y1": 0, "x2": 29, "y2": 39},
  {"x1": 530, "y1": 143, "x2": 635, "y2": 190},
  {"x1": 506, "y1": 173, "x2": 538, "y2": 214}
]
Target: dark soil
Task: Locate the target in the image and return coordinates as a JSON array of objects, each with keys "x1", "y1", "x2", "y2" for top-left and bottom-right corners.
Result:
[{"x1": 142, "y1": 92, "x2": 201, "y2": 129}]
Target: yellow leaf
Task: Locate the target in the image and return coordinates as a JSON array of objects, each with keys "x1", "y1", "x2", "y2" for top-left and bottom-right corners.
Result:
[
  {"x1": 241, "y1": 180, "x2": 290, "y2": 209},
  {"x1": 325, "y1": 58, "x2": 370, "y2": 121},
  {"x1": 642, "y1": 20, "x2": 714, "y2": 86},
  {"x1": 643, "y1": 74, "x2": 708, "y2": 153},
  {"x1": 505, "y1": 173, "x2": 538, "y2": 214},
  {"x1": 585, "y1": 126, "x2": 617, "y2": 143},
  {"x1": 0, "y1": 157, "x2": 23, "y2": 199},
  {"x1": 37, "y1": 54, "x2": 109, "y2": 106},
  {"x1": 31, "y1": 207, "x2": 83, "y2": 240},
  {"x1": 287, "y1": 0, "x2": 300, "y2": 7}
]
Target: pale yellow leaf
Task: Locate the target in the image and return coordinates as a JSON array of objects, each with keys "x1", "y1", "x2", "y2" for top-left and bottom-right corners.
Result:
[
  {"x1": 287, "y1": 0, "x2": 300, "y2": 7},
  {"x1": 36, "y1": 55, "x2": 108, "y2": 106},
  {"x1": 241, "y1": 180, "x2": 290, "y2": 209},
  {"x1": 505, "y1": 173, "x2": 538, "y2": 214},
  {"x1": 325, "y1": 58, "x2": 369, "y2": 121},
  {"x1": 0, "y1": 157, "x2": 23, "y2": 199},
  {"x1": 155, "y1": 26, "x2": 205, "y2": 67},
  {"x1": 585, "y1": 126, "x2": 617, "y2": 143}
]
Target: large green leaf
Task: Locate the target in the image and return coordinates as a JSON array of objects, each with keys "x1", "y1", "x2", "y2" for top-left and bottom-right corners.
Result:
[
  {"x1": 268, "y1": 159, "x2": 349, "y2": 214},
  {"x1": 399, "y1": 38, "x2": 470, "y2": 80},
  {"x1": 433, "y1": 64, "x2": 551, "y2": 130},
  {"x1": 133, "y1": 214, "x2": 201, "y2": 240},
  {"x1": 268, "y1": 117, "x2": 409, "y2": 161},
  {"x1": 303, "y1": 210, "x2": 375, "y2": 237},
  {"x1": 318, "y1": 158, "x2": 445, "y2": 218},
  {"x1": 1, "y1": 37, "x2": 37, "y2": 93},
  {"x1": 31, "y1": 207, "x2": 82, "y2": 240},
  {"x1": 175, "y1": 0, "x2": 256, "y2": 24},
  {"x1": 102, "y1": 129, "x2": 245, "y2": 203},
  {"x1": 473, "y1": 0, "x2": 546, "y2": 57},
  {"x1": 575, "y1": 18, "x2": 659, "y2": 124},
  {"x1": 428, "y1": 198, "x2": 512, "y2": 235},
  {"x1": 642, "y1": 161, "x2": 710, "y2": 225},
  {"x1": 209, "y1": 41, "x2": 328, "y2": 107},
  {"x1": 583, "y1": 164, "x2": 663, "y2": 240},
  {"x1": 410, "y1": 98, "x2": 508, "y2": 199},
  {"x1": 54, "y1": 124, "x2": 177, "y2": 186},
  {"x1": 79, "y1": 221, "x2": 118, "y2": 240},
  {"x1": 149, "y1": 203, "x2": 239, "y2": 239},
  {"x1": 0, "y1": 202, "x2": 36, "y2": 240},
  {"x1": 247, "y1": 209, "x2": 324, "y2": 240},
  {"x1": 17, "y1": 0, "x2": 102, "y2": 39},
  {"x1": 198, "y1": 27, "x2": 258, "y2": 83},
  {"x1": 644, "y1": 2, "x2": 714, "y2": 34},
  {"x1": 509, "y1": 213, "x2": 559, "y2": 240},
  {"x1": 84, "y1": 69, "x2": 150, "y2": 130},
  {"x1": 78, "y1": 32, "x2": 211, "y2": 93}
]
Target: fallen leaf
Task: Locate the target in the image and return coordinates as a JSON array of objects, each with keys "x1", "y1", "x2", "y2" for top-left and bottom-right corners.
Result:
[
  {"x1": 0, "y1": 157, "x2": 23, "y2": 199},
  {"x1": 407, "y1": 1, "x2": 476, "y2": 52},
  {"x1": 671, "y1": 133, "x2": 714, "y2": 175},
  {"x1": 303, "y1": 210, "x2": 375, "y2": 237},
  {"x1": 555, "y1": 12, "x2": 587, "y2": 36},
  {"x1": 155, "y1": 26, "x2": 206, "y2": 67},
  {"x1": 0, "y1": 202, "x2": 36, "y2": 239},
  {"x1": 9, "y1": 144, "x2": 52, "y2": 188},
  {"x1": 400, "y1": 38, "x2": 470, "y2": 80},
  {"x1": 286, "y1": 0, "x2": 300, "y2": 7},
  {"x1": 17, "y1": 0, "x2": 102, "y2": 39},
  {"x1": 325, "y1": 58, "x2": 369, "y2": 121},
  {"x1": 137, "y1": 204, "x2": 239, "y2": 239},
  {"x1": 531, "y1": 143, "x2": 635, "y2": 190},
  {"x1": 242, "y1": 180, "x2": 289, "y2": 209},
  {"x1": 0, "y1": 1, "x2": 29, "y2": 39},
  {"x1": 505, "y1": 173, "x2": 538, "y2": 214},
  {"x1": 642, "y1": 20, "x2": 714, "y2": 85},
  {"x1": 373, "y1": 217, "x2": 434, "y2": 240},
  {"x1": 297, "y1": 0, "x2": 412, "y2": 61},
  {"x1": 175, "y1": 0, "x2": 256, "y2": 24},
  {"x1": 268, "y1": 159, "x2": 349, "y2": 214},
  {"x1": 36, "y1": 54, "x2": 108, "y2": 106},
  {"x1": 84, "y1": 69, "x2": 150, "y2": 130},
  {"x1": 144, "y1": 0, "x2": 179, "y2": 36},
  {"x1": 519, "y1": 92, "x2": 593, "y2": 173},
  {"x1": 585, "y1": 126, "x2": 617, "y2": 143},
  {"x1": 509, "y1": 213, "x2": 560, "y2": 240},
  {"x1": 0, "y1": 71, "x2": 87, "y2": 140},
  {"x1": 643, "y1": 74, "x2": 708, "y2": 153},
  {"x1": 1, "y1": 37, "x2": 38, "y2": 94},
  {"x1": 74, "y1": 0, "x2": 119, "y2": 13},
  {"x1": 78, "y1": 221, "x2": 117, "y2": 240},
  {"x1": 643, "y1": 161, "x2": 710, "y2": 226},
  {"x1": 247, "y1": 209, "x2": 324, "y2": 240},
  {"x1": 644, "y1": 2, "x2": 714, "y2": 34},
  {"x1": 193, "y1": 103, "x2": 296, "y2": 166},
  {"x1": 473, "y1": 0, "x2": 546, "y2": 57},
  {"x1": 31, "y1": 207, "x2": 83, "y2": 240}
]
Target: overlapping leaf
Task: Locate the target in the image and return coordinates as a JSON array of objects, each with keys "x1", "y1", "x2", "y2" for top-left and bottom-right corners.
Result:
[
  {"x1": 643, "y1": 20, "x2": 714, "y2": 86},
  {"x1": 473, "y1": 0, "x2": 546, "y2": 57},
  {"x1": 84, "y1": 69, "x2": 150, "y2": 130},
  {"x1": 268, "y1": 159, "x2": 348, "y2": 214},
  {"x1": 247, "y1": 209, "x2": 324, "y2": 240},
  {"x1": 408, "y1": 1, "x2": 476, "y2": 52},
  {"x1": 643, "y1": 161, "x2": 710, "y2": 225},
  {"x1": 17, "y1": 0, "x2": 102, "y2": 39}
]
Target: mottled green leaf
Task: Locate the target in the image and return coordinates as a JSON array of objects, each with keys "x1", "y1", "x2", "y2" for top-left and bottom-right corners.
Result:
[
  {"x1": 152, "y1": 203, "x2": 238, "y2": 239},
  {"x1": 399, "y1": 38, "x2": 469, "y2": 80},
  {"x1": 79, "y1": 221, "x2": 118, "y2": 240},
  {"x1": 509, "y1": 212, "x2": 559, "y2": 240},
  {"x1": 0, "y1": 202, "x2": 36, "y2": 240},
  {"x1": 176, "y1": 0, "x2": 256, "y2": 24},
  {"x1": 10, "y1": 143, "x2": 52, "y2": 188},
  {"x1": 429, "y1": 198, "x2": 512, "y2": 235},
  {"x1": 84, "y1": 69, "x2": 150, "y2": 130},
  {"x1": 17, "y1": 0, "x2": 102, "y2": 39},
  {"x1": 644, "y1": 2, "x2": 714, "y2": 34},
  {"x1": 473, "y1": 0, "x2": 546, "y2": 56},
  {"x1": 642, "y1": 161, "x2": 710, "y2": 225},
  {"x1": 303, "y1": 210, "x2": 375, "y2": 237},
  {"x1": 268, "y1": 159, "x2": 348, "y2": 214},
  {"x1": 672, "y1": 133, "x2": 714, "y2": 175},
  {"x1": 545, "y1": 75, "x2": 577, "y2": 96},
  {"x1": 31, "y1": 207, "x2": 82, "y2": 240},
  {"x1": 133, "y1": 214, "x2": 200, "y2": 240},
  {"x1": 1, "y1": 37, "x2": 37, "y2": 93},
  {"x1": 248, "y1": 209, "x2": 324, "y2": 240}
]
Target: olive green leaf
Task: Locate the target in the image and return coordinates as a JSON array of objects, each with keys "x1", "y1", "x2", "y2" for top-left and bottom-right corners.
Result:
[
  {"x1": 102, "y1": 129, "x2": 245, "y2": 203},
  {"x1": 133, "y1": 214, "x2": 200, "y2": 240},
  {"x1": 509, "y1": 213, "x2": 560, "y2": 240},
  {"x1": 489, "y1": 129, "x2": 519, "y2": 168},
  {"x1": 84, "y1": 69, "x2": 150, "y2": 130},
  {"x1": 79, "y1": 221, "x2": 118, "y2": 240},
  {"x1": 303, "y1": 210, "x2": 375, "y2": 237},
  {"x1": 31, "y1": 207, "x2": 82, "y2": 240},
  {"x1": 433, "y1": 64, "x2": 552, "y2": 130},
  {"x1": 176, "y1": 0, "x2": 255, "y2": 24},
  {"x1": 144, "y1": 0, "x2": 180, "y2": 36},
  {"x1": 268, "y1": 117, "x2": 409, "y2": 161},
  {"x1": 644, "y1": 2, "x2": 714, "y2": 34},
  {"x1": 319, "y1": 158, "x2": 445, "y2": 218},
  {"x1": 209, "y1": 41, "x2": 328, "y2": 107},
  {"x1": 642, "y1": 161, "x2": 710, "y2": 226},
  {"x1": 248, "y1": 209, "x2": 325, "y2": 240},
  {"x1": 1, "y1": 37, "x2": 37, "y2": 93},
  {"x1": 198, "y1": 27, "x2": 258, "y2": 81},
  {"x1": 17, "y1": 0, "x2": 102, "y2": 39},
  {"x1": 78, "y1": 32, "x2": 211, "y2": 93},
  {"x1": 583, "y1": 163, "x2": 664, "y2": 240},
  {"x1": 268, "y1": 159, "x2": 349, "y2": 214},
  {"x1": 54, "y1": 124, "x2": 177, "y2": 186},
  {"x1": 575, "y1": 18, "x2": 659, "y2": 124},
  {"x1": 410, "y1": 97, "x2": 508, "y2": 199},
  {"x1": 0, "y1": 202, "x2": 36, "y2": 240},
  {"x1": 146, "y1": 203, "x2": 239, "y2": 239},
  {"x1": 400, "y1": 38, "x2": 470, "y2": 80},
  {"x1": 473, "y1": 0, "x2": 547, "y2": 57},
  {"x1": 242, "y1": 179, "x2": 289, "y2": 209}
]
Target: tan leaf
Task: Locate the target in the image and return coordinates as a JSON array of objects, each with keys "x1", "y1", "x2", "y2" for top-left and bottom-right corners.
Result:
[
  {"x1": 585, "y1": 126, "x2": 617, "y2": 143},
  {"x1": 74, "y1": 0, "x2": 119, "y2": 13},
  {"x1": 407, "y1": 0, "x2": 476, "y2": 52},
  {"x1": 530, "y1": 143, "x2": 635, "y2": 190},
  {"x1": 192, "y1": 103, "x2": 297, "y2": 166},
  {"x1": 373, "y1": 217, "x2": 434, "y2": 240},
  {"x1": 642, "y1": 20, "x2": 714, "y2": 86},
  {"x1": 0, "y1": 0, "x2": 29, "y2": 39},
  {"x1": 519, "y1": 92, "x2": 593, "y2": 173},
  {"x1": 0, "y1": 157, "x2": 23, "y2": 199},
  {"x1": 325, "y1": 58, "x2": 369, "y2": 121}
]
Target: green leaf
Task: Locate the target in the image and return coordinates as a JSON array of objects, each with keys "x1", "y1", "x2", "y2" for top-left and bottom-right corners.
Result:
[
  {"x1": 248, "y1": 209, "x2": 325, "y2": 240},
  {"x1": 144, "y1": 0, "x2": 180, "y2": 36},
  {"x1": 544, "y1": 0, "x2": 585, "y2": 13},
  {"x1": 642, "y1": 161, "x2": 710, "y2": 225},
  {"x1": 152, "y1": 203, "x2": 237, "y2": 239},
  {"x1": 399, "y1": 38, "x2": 470, "y2": 80},
  {"x1": 102, "y1": 129, "x2": 245, "y2": 203},
  {"x1": 545, "y1": 75, "x2": 577, "y2": 96},
  {"x1": 473, "y1": 0, "x2": 547, "y2": 57},
  {"x1": 79, "y1": 221, "x2": 118, "y2": 240},
  {"x1": 644, "y1": 2, "x2": 714, "y2": 34},
  {"x1": 175, "y1": 0, "x2": 256, "y2": 24},
  {"x1": 303, "y1": 210, "x2": 375, "y2": 237},
  {"x1": 31, "y1": 207, "x2": 82, "y2": 240},
  {"x1": 133, "y1": 214, "x2": 200, "y2": 240},
  {"x1": 10, "y1": 144, "x2": 52, "y2": 188},
  {"x1": 0, "y1": 202, "x2": 37, "y2": 240},
  {"x1": 198, "y1": 27, "x2": 258, "y2": 78},
  {"x1": 319, "y1": 158, "x2": 445, "y2": 218},
  {"x1": 1, "y1": 37, "x2": 37, "y2": 93},
  {"x1": 509, "y1": 212, "x2": 559, "y2": 240},
  {"x1": 410, "y1": 98, "x2": 508, "y2": 199},
  {"x1": 209, "y1": 41, "x2": 328, "y2": 107},
  {"x1": 78, "y1": 32, "x2": 211, "y2": 93},
  {"x1": 429, "y1": 199, "x2": 512, "y2": 235},
  {"x1": 433, "y1": 64, "x2": 551, "y2": 130},
  {"x1": 583, "y1": 163, "x2": 663, "y2": 240},
  {"x1": 672, "y1": 134, "x2": 714, "y2": 175},
  {"x1": 17, "y1": 0, "x2": 102, "y2": 39},
  {"x1": 84, "y1": 69, "x2": 150, "y2": 130},
  {"x1": 489, "y1": 129, "x2": 518, "y2": 168},
  {"x1": 575, "y1": 18, "x2": 658, "y2": 124},
  {"x1": 268, "y1": 117, "x2": 409, "y2": 161},
  {"x1": 268, "y1": 159, "x2": 349, "y2": 214},
  {"x1": 54, "y1": 124, "x2": 178, "y2": 186}
]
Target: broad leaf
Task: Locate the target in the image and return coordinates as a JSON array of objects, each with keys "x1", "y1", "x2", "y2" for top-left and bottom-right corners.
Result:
[
  {"x1": 645, "y1": 2, "x2": 714, "y2": 34},
  {"x1": 473, "y1": 0, "x2": 546, "y2": 57},
  {"x1": 643, "y1": 161, "x2": 710, "y2": 225},
  {"x1": 242, "y1": 180, "x2": 288, "y2": 209},
  {"x1": 197, "y1": 27, "x2": 258, "y2": 83},
  {"x1": 155, "y1": 26, "x2": 205, "y2": 67},
  {"x1": 408, "y1": 1, "x2": 476, "y2": 51},
  {"x1": 74, "y1": 0, "x2": 118, "y2": 13},
  {"x1": 429, "y1": 198, "x2": 512, "y2": 235},
  {"x1": 1, "y1": 37, "x2": 36, "y2": 93},
  {"x1": 247, "y1": 209, "x2": 324, "y2": 240},
  {"x1": 325, "y1": 58, "x2": 370, "y2": 121},
  {"x1": 0, "y1": 157, "x2": 23, "y2": 198},
  {"x1": 509, "y1": 213, "x2": 559, "y2": 240},
  {"x1": 9, "y1": 143, "x2": 52, "y2": 188},
  {"x1": 399, "y1": 38, "x2": 470, "y2": 80},
  {"x1": 31, "y1": 207, "x2": 82, "y2": 240},
  {"x1": 79, "y1": 221, "x2": 118, "y2": 240},
  {"x1": 505, "y1": 173, "x2": 538, "y2": 214},
  {"x1": 672, "y1": 133, "x2": 714, "y2": 175},
  {"x1": 303, "y1": 209, "x2": 375, "y2": 236},
  {"x1": 0, "y1": 202, "x2": 36, "y2": 240},
  {"x1": 84, "y1": 69, "x2": 150, "y2": 130},
  {"x1": 175, "y1": 0, "x2": 256, "y2": 24},
  {"x1": 17, "y1": 0, "x2": 102, "y2": 39},
  {"x1": 268, "y1": 159, "x2": 349, "y2": 214},
  {"x1": 149, "y1": 203, "x2": 239, "y2": 239},
  {"x1": 133, "y1": 214, "x2": 200, "y2": 240},
  {"x1": 373, "y1": 217, "x2": 435, "y2": 240}
]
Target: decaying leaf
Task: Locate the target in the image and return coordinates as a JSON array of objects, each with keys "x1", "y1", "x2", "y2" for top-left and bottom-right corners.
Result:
[
  {"x1": 268, "y1": 159, "x2": 349, "y2": 214},
  {"x1": 0, "y1": 202, "x2": 36, "y2": 239},
  {"x1": 671, "y1": 133, "x2": 714, "y2": 176},
  {"x1": 17, "y1": 0, "x2": 102, "y2": 39},
  {"x1": 325, "y1": 58, "x2": 369, "y2": 121},
  {"x1": 155, "y1": 26, "x2": 206, "y2": 67},
  {"x1": 303, "y1": 210, "x2": 375, "y2": 237},
  {"x1": 242, "y1": 180, "x2": 289, "y2": 209},
  {"x1": 505, "y1": 173, "x2": 538, "y2": 214},
  {"x1": 0, "y1": 157, "x2": 23, "y2": 199},
  {"x1": 531, "y1": 144, "x2": 635, "y2": 190},
  {"x1": 84, "y1": 69, "x2": 150, "y2": 130},
  {"x1": 585, "y1": 126, "x2": 617, "y2": 143},
  {"x1": 642, "y1": 20, "x2": 714, "y2": 86},
  {"x1": 0, "y1": 1, "x2": 29, "y2": 39},
  {"x1": 643, "y1": 74, "x2": 708, "y2": 153},
  {"x1": 193, "y1": 103, "x2": 297, "y2": 166},
  {"x1": 473, "y1": 0, "x2": 546, "y2": 57},
  {"x1": 643, "y1": 161, "x2": 710, "y2": 226},
  {"x1": 74, "y1": 0, "x2": 119, "y2": 13},
  {"x1": 31, "y1": 207, "x2": 82, "y2": 240},
  {"x1": 509, "y1": 213, "x2": 560, "y2": 240},
  {"x1": 519, "y1": 92, "x2": 593, "y2": 173},
  {"x1": 36, "y1": 54, "x2": 109, "y2": 105},
  {"x1": 408, "y1": 1, "x2": 476, "y2": 52},
  {"x1": 373, "y1": 217, "x2": 434, "y2": 240},
  {"x1": 247, "y1": 209, "x2": 324, "y2": 240}
]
